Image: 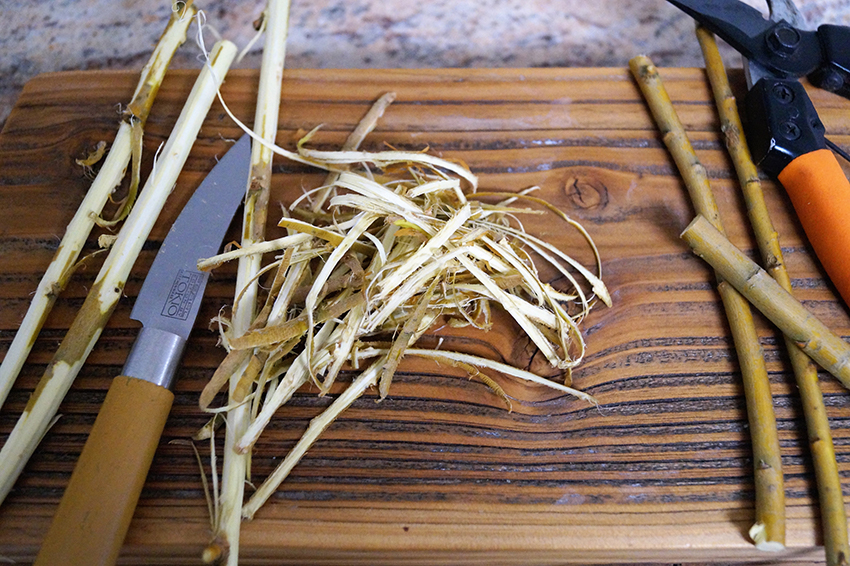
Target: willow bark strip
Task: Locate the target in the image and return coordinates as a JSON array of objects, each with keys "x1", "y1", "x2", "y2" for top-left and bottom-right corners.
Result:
[
  {"x1": 228, "y1": 292, "x2": 365, "y2": 351},
  {"x1": 379, "y1": 278, "x2": 439, "y2": 398},
  {"x1": 0, "y1": 4, "x2": 195, "y2": 412},
  {"x1": 242, "y1": 359, "x2": 384, "y2": 519},
  {"x1": 0, "y1": 39, "x2": 237, "y2": 507},
  {"x1": 234, "y1": 323, "x2": 338, "y2": 456},
  {"x1": 216, "y1": 1, "x2": 292, "y2": 564},
  {"x1": 630, "y1": 54, "x2": 785, "y2": 549},
  {"x1": 310, "y1": 92, "x2": 397, "y2": 211},
  {"x1": 404, "y1": 348, "x2": 595, "y2": 404},
  {"x1": 277, "y1": 217, "x2": 374, "y2": 255},
  {"x1": 697, "y1": 27, "x2": 849, "y2": 565},
  {"x1": 197, "y1": 233, "x2": 311, "y2": 271},
  {"x1": 302, "y1": 214, "x2": 377, "y2": 377}
]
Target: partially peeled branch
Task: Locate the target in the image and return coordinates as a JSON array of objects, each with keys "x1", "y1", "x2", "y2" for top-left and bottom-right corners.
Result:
[
  {"x1": 0, "y1": 38, "x2": 239, "y2": 507},
  {"x1": 0, "y1": 1, "x2": 197, "y2": 413}
]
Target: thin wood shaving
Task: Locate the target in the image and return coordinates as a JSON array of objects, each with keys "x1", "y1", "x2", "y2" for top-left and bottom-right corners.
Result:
[{"x1": 199, "y1": 100, "x2": 609, "y2": 521}]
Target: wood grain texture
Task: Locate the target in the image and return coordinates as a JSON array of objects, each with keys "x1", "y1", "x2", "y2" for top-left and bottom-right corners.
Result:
[{"x1": 1, "y1": 67, "x2": 850, "y2": 564}]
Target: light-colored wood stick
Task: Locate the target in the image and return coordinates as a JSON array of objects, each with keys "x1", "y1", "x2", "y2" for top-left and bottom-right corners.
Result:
[
  {"x1": 0, "y1": 39, "x2": 238, "y2": 507},
  {"x1": 630, "y1": 54, "x2": 785, "y2": 550},
  {"x1": 696, "y1": 26, "x2": 850, "y2": 566},
  {"x1": 0, "y1": 4, "x2": 196, "y2": 412},
  {"x1": 215, "y1": 1, "x2": 292, "y2": 564}
]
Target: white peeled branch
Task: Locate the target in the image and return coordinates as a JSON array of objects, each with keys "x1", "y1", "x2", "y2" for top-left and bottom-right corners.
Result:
[
  {"x1": 0, "y1": 40, "x2": 238, "y2": 505},
  {"x1": 215, "y1": 1, "x2": 293, "y2": 564},
  {"x1": 0, "y1": 5, "x2": 196, "y2": 412}
]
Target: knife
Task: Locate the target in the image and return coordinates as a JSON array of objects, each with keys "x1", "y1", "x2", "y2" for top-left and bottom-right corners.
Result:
[{"x1": 35, "y1": 134, "x2": 251, "y2": 566}]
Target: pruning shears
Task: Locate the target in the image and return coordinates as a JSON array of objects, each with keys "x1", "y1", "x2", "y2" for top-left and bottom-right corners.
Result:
[{"x1": 665, "y1": 0, "x2": 850, "y2": 306}]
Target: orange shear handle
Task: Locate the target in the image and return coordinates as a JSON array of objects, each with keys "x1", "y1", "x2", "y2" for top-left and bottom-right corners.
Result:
[{"x1": 778, "y1": 148, "x2": 850, "y2": 307}]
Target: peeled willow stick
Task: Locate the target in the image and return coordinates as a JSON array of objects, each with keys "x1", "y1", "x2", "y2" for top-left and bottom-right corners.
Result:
[
  {"x1": 0, "y1": 40, "x2": 238, "y2": 506},
  {"x1": 0, "y1": 4, "x2": 196, "y2": 412},
  {"x1": 212, "y1": 1, "x2": 292, "y2": 564},
  {"x1": 630, "y1": 55, "x2": 785, "y2": 549},
  {"x1": 696, "y1": 27, "x2": 850, "y2": 565}
]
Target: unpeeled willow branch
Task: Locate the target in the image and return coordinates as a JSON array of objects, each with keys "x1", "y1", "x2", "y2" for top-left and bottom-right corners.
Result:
[
  {"x1": 212, "y1": 0, "x2": 292, "y2": 564},
  {"x1": 696, "y1": 26, "x2": 849, "y2": 565},
  {"x1": 0, "y1": 39, "x2": 238, "y2": 506},
  {"x1": 0, "y1": 3, "x2": 196, "y2": 412},
  {"x1": 630, "y1": 55, "x2": 785, "y2": 550},
  {"x1": 684, "y1": 216, "x2": 850, "y2": 384}
]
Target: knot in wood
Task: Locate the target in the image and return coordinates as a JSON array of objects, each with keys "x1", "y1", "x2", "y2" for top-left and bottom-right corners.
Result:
[{"x1": 565, "y1": 177, "x2": 609, "y2": 210}]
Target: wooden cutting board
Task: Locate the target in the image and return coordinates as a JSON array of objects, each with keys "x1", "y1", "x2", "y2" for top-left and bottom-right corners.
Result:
[{"x1": 1, "y1": 67, "x2": 849, "y2": 565}]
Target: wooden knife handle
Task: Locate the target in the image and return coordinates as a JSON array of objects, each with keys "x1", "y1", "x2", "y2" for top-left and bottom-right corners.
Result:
[
  {"x1": 35, "y1": 376, "x2": 174, "y2": 566},
  {"x1": 778, "y1": 148, "x2": 850, "y2": 308}
]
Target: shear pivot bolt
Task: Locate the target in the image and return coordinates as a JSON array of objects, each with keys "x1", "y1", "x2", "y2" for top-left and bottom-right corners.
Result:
[
  {"x1": 767, "y1": 23, "x2": 801, "y2": 56},
  {"x1": 820, "y1": 69, "x2": 845, "y2": 92}
]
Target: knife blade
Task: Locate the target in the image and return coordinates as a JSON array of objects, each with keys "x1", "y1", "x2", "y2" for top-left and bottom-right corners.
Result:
[
  {"x1": 35, "y1": 134, "x2": 251, "y2": 566},
  {"x1": 123, "y1": 134, "x2": 250, "y2": 389}
]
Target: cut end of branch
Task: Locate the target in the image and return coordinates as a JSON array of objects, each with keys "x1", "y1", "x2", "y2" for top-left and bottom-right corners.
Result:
[
  {"x1": 749, "y1": 522, "x2": 785, "y2": 552},
  {"x1": 628, "y1": 55, "x2": 657, "y2": 80},
  {"x1": 202, "y1": 540, "x2": 225, "y2": 564}
]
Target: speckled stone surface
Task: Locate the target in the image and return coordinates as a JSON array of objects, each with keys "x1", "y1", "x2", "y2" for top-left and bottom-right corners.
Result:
[{"x1": 3, "y1": 0, "x2": 850, "y2": 127}]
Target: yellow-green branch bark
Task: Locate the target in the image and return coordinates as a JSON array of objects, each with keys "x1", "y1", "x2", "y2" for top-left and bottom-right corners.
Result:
[
  {"x1": 683, "y1": 215, "x2": 850, "y2": 385},
  {"x1": 696, "y1": 26, "x2": 849, "y2": 564},
  {"x1": 630, "y1": 54, "x2": 785, "y2": 549}
]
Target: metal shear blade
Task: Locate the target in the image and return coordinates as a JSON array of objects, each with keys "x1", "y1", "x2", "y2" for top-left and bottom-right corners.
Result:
[{"x1": 665, "y1": 0, "x2": 825, "y2": 80}]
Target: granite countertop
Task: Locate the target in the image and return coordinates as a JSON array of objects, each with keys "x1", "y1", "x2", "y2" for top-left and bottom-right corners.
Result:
[{"x1": 4, "y1": 0, "x2": 850, "y2": 127}]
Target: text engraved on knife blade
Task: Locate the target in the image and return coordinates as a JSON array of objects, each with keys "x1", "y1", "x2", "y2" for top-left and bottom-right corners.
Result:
[{"x1": 160, "y1": 269, "x2": 204, "y2": 320}]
